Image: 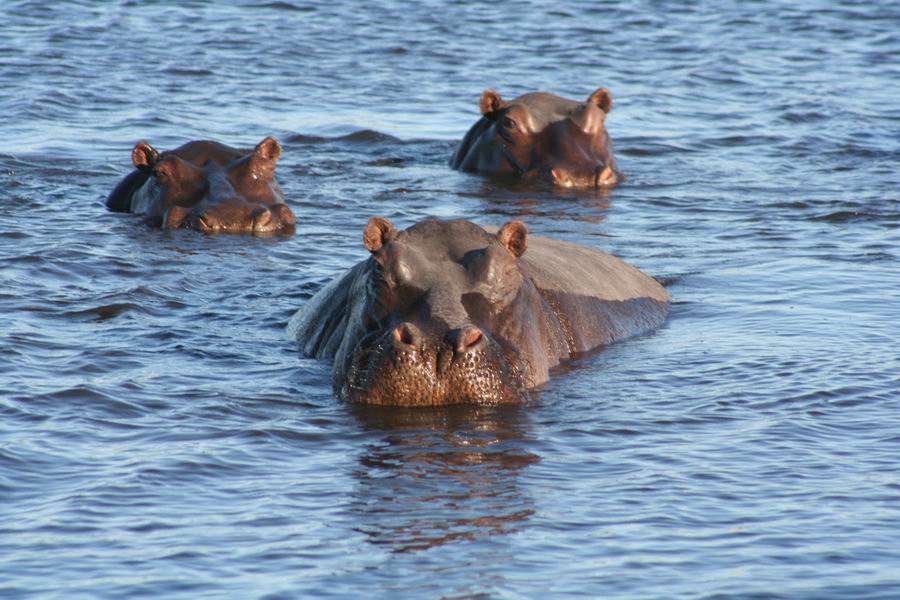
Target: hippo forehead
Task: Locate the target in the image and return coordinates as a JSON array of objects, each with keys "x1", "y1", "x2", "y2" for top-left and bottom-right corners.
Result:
[
  {"x1": 167, "y1": 140, "x2": 244, "y2": 167},
  {"x1": 507, "y1": 92, "x2": 587, "y2": 130},
  {"x1": 376, "y1": 219, "x2": 521, "y2": 318},
  {"x1": 393, "y1": 219, "x2": 496, "y2": 262}
]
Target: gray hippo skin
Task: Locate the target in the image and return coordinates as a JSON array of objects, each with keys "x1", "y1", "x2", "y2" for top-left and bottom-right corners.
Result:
[
  {"x1": 289, "y1": 218, "x2": 669, "y2": 406},
  {"x1": 106, "y1": 137, "x2": 295, "y2": 235},
  {"x1": 450, "y1": 88, "x2": 622, "y2": 188}
]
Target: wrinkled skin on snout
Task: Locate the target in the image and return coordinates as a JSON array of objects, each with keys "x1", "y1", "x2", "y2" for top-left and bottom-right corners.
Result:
[
  {"x1": 289, "y1": 218, "x2": 669, "y2": 407},
  {"x1": 450, "y1": 88, "x2": 622, "y2": 188},
  {"x1": 106, "y1": 137, "x2": 295, "y2": 235}
]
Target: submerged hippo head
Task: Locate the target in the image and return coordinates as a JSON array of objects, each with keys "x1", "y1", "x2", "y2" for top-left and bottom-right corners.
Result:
[
  {"x1": 106, "y1": 137, "x2": 295, "y2": 235},
  {"x1": 347, "y1": 218, "x2": 533, "y2": 405},
  {"x1": 450, "y1": 88, "x2": 621, "y2": 188},
  {"x1": 290, "y1": 218, "x2": 670, "y2": 407}
]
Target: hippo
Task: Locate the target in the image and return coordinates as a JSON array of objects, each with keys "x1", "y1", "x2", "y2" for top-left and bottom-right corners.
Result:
[
  {"x1": 289, "y1": 218, "x2": 668, "y2": 406},
  {"x1": 106, "y1": 137, "x2": 295, "y2": 234},
  {"x1": 450, "y1": 88, "x2": 622, "y2": 188}
]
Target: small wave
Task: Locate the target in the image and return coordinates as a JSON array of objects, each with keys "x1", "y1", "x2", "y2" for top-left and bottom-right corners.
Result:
[
  {"x1": 699, "y1": 134, "x2": 787, "y2": 149},
  {"x1": 286, "y1": 129, "x2": 402, "y2": 145},
  {"x1": 780, "y1": 111, "x2": 827, "y2": 124},
  {"x1": 812, "y1": 210, "x2": 900, "y2": 223},
  {"x1": 366, "y1": 157, "x2": 405, "y2": 167},
  {"x1": 162, "y1": 68, "x2": 215, "y2": 77},
  {"x1": 258, "y1": 1, "x2": 316, "y2": 11},
  {"x1": 61, "y1": 302, "x2": 148, "y2": 321},
  {"x1": 653, "y1": 274, "x2": 684, "y2": 288},
  {"x1": 618, "y1": 140, "x2": 698, "y2": 157}
]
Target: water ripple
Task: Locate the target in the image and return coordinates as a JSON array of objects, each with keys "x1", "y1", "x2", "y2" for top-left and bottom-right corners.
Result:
[{"x1": 2, "y1": 0, "x2": 900, "y2": 598}]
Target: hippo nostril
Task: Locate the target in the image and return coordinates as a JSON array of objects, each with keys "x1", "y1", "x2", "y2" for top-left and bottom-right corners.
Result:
[
  {"x1": 597, "y1": 165, "x2": 615, "y2": 187},
  {"x1": 273, "y1": 203, "x2": 296, "y2": 226},
  {"x1": 446, "y1": 325, "x2": 484, "y2": 354},
  {"x1": 192, "y1": 212, "x2": 215, "y2": 233},
  {"x1": 461, "y1": 327, "x2": 482, "y2": 349},
  {"x1": 550, "y1": 168, "x2": 572, "y2": 188},
  {"x1": 392, "y1": 323, "x2": 420, "y2": 347},
  {"x1": 253, "y1": 207, "x2": 273, "y2": 229}
]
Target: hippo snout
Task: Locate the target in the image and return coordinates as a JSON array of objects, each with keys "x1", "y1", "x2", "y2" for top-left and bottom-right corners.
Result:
[
  {"x1": 390, "y1": 323, "x2": 485, "y2": 357},
  {"x1": 183, "y1": 202, "x2": 295, "y2": 234},
  {"x1": 550, "y1": 165, "x2": 618, "y2": 188},
  {"x1": 349, "y1": 321, "x2": 522, "y2": 406}
]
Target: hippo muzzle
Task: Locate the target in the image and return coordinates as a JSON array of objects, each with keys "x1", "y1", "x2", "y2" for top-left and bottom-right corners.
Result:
[{"x1": 344, "y1": 321, "x2": 528, "y2": 406}]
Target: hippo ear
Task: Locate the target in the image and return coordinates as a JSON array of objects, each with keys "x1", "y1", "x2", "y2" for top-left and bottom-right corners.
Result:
[
  {"x1": 132, "y1": 141, "x2": 160, "y2": 173},
  {"x1": 497, "y1": 220, "x2": 528, "y2": 258},
  {"x1": 363, "y1": 217, "x2": 398, "y2": 253},
  {"x1": 587, "y1": 88, "x2": 613, "y2": 113},
  {"x1": 480, "y1": 89, "x2": 506, "y2": 119},
  {"x1": 255, "y1": 136, "x2": 282, "y2": 161}
]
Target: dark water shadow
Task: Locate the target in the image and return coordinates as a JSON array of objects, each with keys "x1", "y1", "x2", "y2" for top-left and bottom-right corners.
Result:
[{"x1": 346, "y1": 404, "x2": 539, "y2": 554}]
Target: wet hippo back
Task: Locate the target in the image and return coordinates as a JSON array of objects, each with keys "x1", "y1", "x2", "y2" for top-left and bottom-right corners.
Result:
[{"x1": 491, "y1": 227, "x2": 670, "y2": 353}]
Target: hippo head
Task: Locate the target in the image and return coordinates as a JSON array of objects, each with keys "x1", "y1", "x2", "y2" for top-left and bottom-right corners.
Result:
[
  {"x1": 451, "y1": 88, "x2": 621, "y2": 188},
  {"x1": 343, "y1": 218, "x2": 537, "y2": 406},
  {"x1": 128, "y1": 137, "x2": 295, "y2": 234}
]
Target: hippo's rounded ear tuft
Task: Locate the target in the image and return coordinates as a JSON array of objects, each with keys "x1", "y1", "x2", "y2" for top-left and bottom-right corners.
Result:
[
  {"x1": 497, "y1": 220, "x2": 528, "y2": 258},
  {"x1": 364, "y1": 217, "x2": 397, "y2": 253},
  {"x1": 480, "y1": 89, "x2": 506, "y2": 118},
  {"x1": 132, "y1": 141, "x2": 160, "y2": 173},
  {"x1": 587, "y1": 87, "x2": 613, "y2": 113},
  {"x1": 255, "y1": 137, "x2": 282, "y2": 161}
]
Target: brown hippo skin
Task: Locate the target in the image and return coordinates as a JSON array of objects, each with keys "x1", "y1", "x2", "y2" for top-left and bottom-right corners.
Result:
[
  {"x1": 450, "y1": 88, "x2": 622, "y2": 188},
  {"x1": 105, "y1": 137, "x2": 296, "y2": 234},
  {"x1": 289, "y1": 218, "x2": 668, "y2": 406}
]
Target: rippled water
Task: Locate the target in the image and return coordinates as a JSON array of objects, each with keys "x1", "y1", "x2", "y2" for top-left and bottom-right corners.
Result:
[{"x1": 2, "y1": 1, "x2": 900, "y2": 598}]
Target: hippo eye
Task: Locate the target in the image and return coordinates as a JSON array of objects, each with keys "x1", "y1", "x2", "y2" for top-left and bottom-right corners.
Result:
[
  {"x1": 152, "y1": 167, "x2": 169, "y2": 181},
  {"x1": 502, "y1": 116, "x2": 517, "y2": 130},
  {"x1": 372, "y1": 262, "x2": 398, "y2": 291},
  {"x1": 372, "y1": 263, "x2": 387, "y2": 286}
]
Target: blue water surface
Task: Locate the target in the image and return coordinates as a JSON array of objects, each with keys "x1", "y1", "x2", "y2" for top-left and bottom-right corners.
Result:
[{"x1": 1, "y1": 1, "x2": 899, "y2": 598}]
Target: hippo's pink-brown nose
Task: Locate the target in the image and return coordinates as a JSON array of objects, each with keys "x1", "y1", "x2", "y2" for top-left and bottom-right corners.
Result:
[
  {"x1": 271, "y1": 203, "x2": 296, "y2": 226},
  {"x1": 597, "y1": 165, "x2": 617, "y2": 187},
  {"x1": 550, "y1": 165, "x2": 617, "y2": 188},
  {"x1": 252, "y1": 207, "x2": 273, "y2": 230},
  {"x1": 445, "y1": 325, "x2": 484, "y2": 355},
  {"x1": 392, "y1": 322, "x2": 422, "y2": 348}
]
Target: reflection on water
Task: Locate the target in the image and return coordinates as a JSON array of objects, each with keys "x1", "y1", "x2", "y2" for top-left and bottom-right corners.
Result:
[
  {"x1": 461, "y1": 176, "x2": 614, "y2": 225},
  {"x1": 349, "y1": 405, "x2": 538, "y2": 553}
]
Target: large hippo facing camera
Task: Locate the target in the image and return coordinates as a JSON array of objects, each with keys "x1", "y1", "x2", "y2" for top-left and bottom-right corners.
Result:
[
  {"x1": 451, "y1": 88, "x2": 622, "y2": 188},
  {"x1": 289, "y1": 218, "x2": 668, "y2": 406},
  {"x1": 106, "y1": 137, "x2": 295, "y2": 235}
]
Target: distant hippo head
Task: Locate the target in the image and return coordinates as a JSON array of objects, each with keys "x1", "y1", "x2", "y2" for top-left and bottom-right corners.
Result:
[
  {"x1": 450, "y1": 88, "x2": 621, "y2": 188},
  {"x1": 106, "y1": 137, "x2": 295, "y2": 235},
  {"x1": 346, "y1": 218, "x2": 535, "y2": 405}
]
